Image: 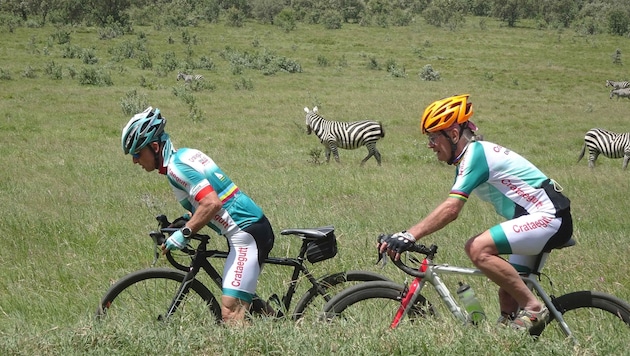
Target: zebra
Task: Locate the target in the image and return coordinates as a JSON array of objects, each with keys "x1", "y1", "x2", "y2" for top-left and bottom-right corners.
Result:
[
  {"x1": 304, "y1": 106, "x2": 385, "y2": 166},
  {"x1": 609, "y1": 87, "x2": 630, "y2": 100},
  {"x1": 176, "y1": 72, "x2": 203, "y2": 83},
  {"x1": 577, "y1": 128, "x2": 630, "y2": 169},
  {"x1": 605, "y1": 80, "x2": 630, "y2": 90}
]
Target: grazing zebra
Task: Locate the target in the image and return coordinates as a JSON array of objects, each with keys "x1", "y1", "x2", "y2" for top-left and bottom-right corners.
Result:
[
  {"x1": 605, "y1": 80, "x2": 630, "y2": 90},
  {"x1": 610, "y1": 88, "x2": 630, "y2": 100},
  {"x1": 176, "y1": 72, "x2": 204, "y2": 83},
  {"x1": 304, "y1": 106, "x2": 385, "y2": 166},
  {"x1": 577, "y1": 128, "x2": 630, "y2": 169}
]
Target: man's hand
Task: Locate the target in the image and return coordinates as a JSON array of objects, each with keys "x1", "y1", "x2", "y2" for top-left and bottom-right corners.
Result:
[
  {"x1": 161, "y1": 229, "x2": 189, "y2": 254},
  {"x1": 378, "y1": 231, "x2": 415, "y2": 261}
]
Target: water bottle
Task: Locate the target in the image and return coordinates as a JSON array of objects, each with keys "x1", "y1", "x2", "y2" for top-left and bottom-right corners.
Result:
[{"x1": 456, "y1": 281, "x2": 486, "y2": 325}]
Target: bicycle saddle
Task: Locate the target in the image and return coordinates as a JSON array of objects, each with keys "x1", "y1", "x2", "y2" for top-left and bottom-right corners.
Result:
[{"x1": 280, "y1": 226, "x2": 335, "y2": 241}]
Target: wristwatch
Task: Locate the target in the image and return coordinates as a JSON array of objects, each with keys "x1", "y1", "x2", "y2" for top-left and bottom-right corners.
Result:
[{"x1": 181, "y1": 226, "x2": 193, "y2": 238}]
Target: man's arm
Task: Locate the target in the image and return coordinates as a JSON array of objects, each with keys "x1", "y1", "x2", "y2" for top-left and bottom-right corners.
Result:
[{"x1": 407, "y1": 197, "x2": 465, "y2": 240}]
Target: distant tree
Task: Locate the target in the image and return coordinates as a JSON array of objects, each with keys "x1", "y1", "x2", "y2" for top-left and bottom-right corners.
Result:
[
  {"x1": 275, "y1": 7, "x2": 297, "y2": 31},
  {"x1": 422, "y1": 0, "x2": 467, "y2": 29},
  {"x1": 251, "y1": 0, "x2": 284, "y2": 24},
  {"x1": 492, "y1": 0, "x2": 521, "y2": 27},
  {"x1": 85, "y1": 0, "x2": 131, "y2": 27},
  {"x1": 536, "y1": 0, "x2": 578, "y2": 28},
  {"x1": 608, "y1": 9, "x2": 630, "y2": 36}
]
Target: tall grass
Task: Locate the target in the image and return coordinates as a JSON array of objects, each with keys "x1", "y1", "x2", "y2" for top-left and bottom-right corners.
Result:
[{"x1": 0, "y1": 17, "x2": 629, "y2": 355}]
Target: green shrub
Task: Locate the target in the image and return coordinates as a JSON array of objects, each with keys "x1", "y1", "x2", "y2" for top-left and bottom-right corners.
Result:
[
  {"x1": 120, "y1": 89, "x2": 148, "y2": 115},
  {"x1": 78, "y1": 67, "x2": 112, "y2": 86},
  {"x1": 21, "y1": 65, "x2": 37, "y2": 78},
  {"x1": 44, "y1": 61, "x2": 63, "y2": 80},
  {"x1": 419, "y1": 64, "x2": 440, "y2": 81},
  {"x1": 322, "y1": 11, "x2": 343, "y2": 29},
  {"x1": 276, "y1": 8, "x2": 297, "y2": 32}
]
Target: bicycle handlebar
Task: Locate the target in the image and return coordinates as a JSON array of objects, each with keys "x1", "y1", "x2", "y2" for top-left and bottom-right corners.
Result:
[{"x1": 390, "y1": 243, "x2": 438, "y2": 278}]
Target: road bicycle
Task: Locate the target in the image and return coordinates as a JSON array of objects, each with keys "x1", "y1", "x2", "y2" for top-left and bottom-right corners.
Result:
[
  {"x1": 322, "y1": 236, "x2": 630, "y2": 346},
  {"x1": 96, "y1": 214, "x2": 389, "y2": 324}
]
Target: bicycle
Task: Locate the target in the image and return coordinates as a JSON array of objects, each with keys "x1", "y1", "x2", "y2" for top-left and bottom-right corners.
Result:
[
  {"x1": 322, "y1": 236, "x2": 630, "y2": 346},
  {"x1": 96, "y1": 214, "x2": 390, "y2": 325}
]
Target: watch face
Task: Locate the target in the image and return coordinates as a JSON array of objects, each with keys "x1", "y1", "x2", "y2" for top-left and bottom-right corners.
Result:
[{"x1": 183, "y1": 227, "x2": 192, "y2": 237}]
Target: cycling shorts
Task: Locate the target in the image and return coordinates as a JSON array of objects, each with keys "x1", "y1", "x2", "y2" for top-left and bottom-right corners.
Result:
[
  {"x1": 490, "y1": 208, "x2": 572, "y2": 274},
  {"x1": 222, "y1": 215, "x2": 275, "y2": 303}
]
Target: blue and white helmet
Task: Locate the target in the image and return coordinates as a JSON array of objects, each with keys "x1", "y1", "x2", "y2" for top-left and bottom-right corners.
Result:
[{"x1": 121, "y1": 107, "x2": 166, "y2": 155}]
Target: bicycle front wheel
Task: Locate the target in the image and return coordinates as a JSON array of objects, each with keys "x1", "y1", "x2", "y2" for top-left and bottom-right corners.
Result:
[
  {"x1": 96, "y1": 268, "x2": 222, "y2": 326},
  {"x1": 321, "y1": 280, "x2": 434, "y2": 327},
  {"x1": 544, "y1": 290, "x2": 630, "y2": 348},
  {"x1": 292, "y1": 270, "x2": 391, "y2": 321}
]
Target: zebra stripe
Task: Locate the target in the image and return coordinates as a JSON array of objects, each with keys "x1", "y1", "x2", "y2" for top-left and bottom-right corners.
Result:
[
  {"x1": 176, "y1": 72, "x2": 204, "y2": 83},
  {"x1": 610, "y1": 87, "x2": 630, "y2": 99},
  {"x1": 577, "y1": 128, "x2": 630, "y2": 169},
  {"x1": 605, "y1": 80, "x2": 630, "y2": 90},
  {"x1": 304, "y1": 106, "x2": 385, "y2": 166}
]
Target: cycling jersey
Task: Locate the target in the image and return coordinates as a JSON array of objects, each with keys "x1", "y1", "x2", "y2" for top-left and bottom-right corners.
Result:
[
  {"x1": 166, "y1": 148, "x2": 264, "y2": 236},
  {"x1": 450, "y1": 141, "x2": 572, "y2": 273},
  {"x1": 450, "y1": 141, "x2": 568, "y2": 218},
  {"x1": 165, "y1": 148, "x2": 274, "y2": 301}
]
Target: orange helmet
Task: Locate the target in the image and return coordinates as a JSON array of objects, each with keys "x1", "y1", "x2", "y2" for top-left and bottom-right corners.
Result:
[{"x1": 420, "y1": 94, "x2": 473, "y2": 134}]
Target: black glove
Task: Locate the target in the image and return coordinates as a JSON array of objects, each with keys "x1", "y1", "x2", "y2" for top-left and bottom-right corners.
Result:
[{"x1": 384, "y1": 231, "x2": 416, "y2": 254}]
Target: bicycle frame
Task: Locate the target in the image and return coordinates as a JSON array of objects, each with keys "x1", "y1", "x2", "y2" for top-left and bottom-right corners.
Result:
[
  {"x1": 156, "y1": 226, "x2": 335, "y2": 320},
  {"x1": 392, "y1": 252, "x2": 577, "y2": 342}
]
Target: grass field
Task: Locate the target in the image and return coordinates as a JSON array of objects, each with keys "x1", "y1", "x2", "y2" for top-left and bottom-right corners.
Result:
[{"x1": 1, "y1": 16, "x2": 629, "y2": 355}]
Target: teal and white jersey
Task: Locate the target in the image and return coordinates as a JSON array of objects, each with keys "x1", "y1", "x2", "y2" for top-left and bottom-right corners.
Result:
[
  {"x1": 166, "y1": 148, "x2": 264, "y2": 236},
  {"x1": 450, "y1": 141, "x2": 557, "y2": 219}
]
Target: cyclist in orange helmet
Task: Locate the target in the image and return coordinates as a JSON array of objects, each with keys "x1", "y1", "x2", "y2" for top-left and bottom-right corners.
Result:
[{"x1": 379, "y1": 94, "x2": 573, "y2": 333}]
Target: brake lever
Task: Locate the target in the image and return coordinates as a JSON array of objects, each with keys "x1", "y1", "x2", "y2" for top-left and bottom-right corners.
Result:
[{"x1": 376, "y1": 250, "x2": 389, "y2": 268}]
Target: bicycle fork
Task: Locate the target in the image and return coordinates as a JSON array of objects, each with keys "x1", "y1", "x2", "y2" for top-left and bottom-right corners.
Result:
[{"x1": 160, "y1": 260, "x2": 203, "y2": 321}]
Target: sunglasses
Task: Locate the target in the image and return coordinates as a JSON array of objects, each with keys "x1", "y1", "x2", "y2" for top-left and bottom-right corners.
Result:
[
  {"x1": 132, "y1": 151, "x2": 141, "y2": 159},
  {"x1": 428, "y1": 133, "x2": 441, "y2": 145}
]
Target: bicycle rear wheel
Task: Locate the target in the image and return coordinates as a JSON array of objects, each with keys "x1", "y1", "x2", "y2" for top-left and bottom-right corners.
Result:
[
  {"x1": 543, "y1": 291, "x2": 630, "y2": 348},
  {"x1": 292, "y1": 270, "x2": 391, "y2": 321},
  {"x1": 96, "y1": 268, "x2": 222, "y2": 326},
  {"x1": 321, "y1": 280, "x2": 434, "y2": 326}
]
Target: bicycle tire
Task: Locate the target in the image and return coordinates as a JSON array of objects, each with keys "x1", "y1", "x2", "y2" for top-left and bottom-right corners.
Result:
[
  {"x1": 291, "y1": 270, "x2": 391, "y2": 321},
  {"x1": 540, "y1": 290, "x2": 630, "y2": 344},
  {"x1": 321, "y1": 280, "x2": 434, "y2": 325},
  {"x1": 96, "y1": 268, "x2": 222, "y2": 325}
]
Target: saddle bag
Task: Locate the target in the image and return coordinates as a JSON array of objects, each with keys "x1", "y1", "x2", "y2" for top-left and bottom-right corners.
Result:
[{"x1": 306, "y1": 231, "x2": 338, "y2": 263}]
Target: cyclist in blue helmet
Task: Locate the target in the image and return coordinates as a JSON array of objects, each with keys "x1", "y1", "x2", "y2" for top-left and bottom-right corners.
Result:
[{"x1": 121, "y1": 107, "x2": 275, "y2": 325}]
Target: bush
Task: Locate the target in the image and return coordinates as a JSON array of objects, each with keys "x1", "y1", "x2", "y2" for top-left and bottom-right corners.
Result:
[
  {"x1": 81, "y1": 48, "x2": 99, "y2": 64},
  {"x1": 44, "y1": 61, "x2": 63, "y2": 80},
  {"x1": 419, "y1": 64, "x2": 441, "y2": 81},
  {"x1": 22, "y1": 66, "x2": 37, "y2": 78},
  {"x1": 0, "y1": 68, "x2": 12, "y2": 80},
  {"x1": 275, "y1": 8, "x2": 297, "y2": 32},
  {"x1": 386, "y1": 59, "x2": 406, "y2": 78},
  {"x1": 50, "y1": 27, "x2": 71, "y2": 44},
  {"x1": 136, "y1": 51, "x2": 153, "y2": 69},
  {"x1": 120, "y1": 89, "x2": 148, "y2": 116},
  {"x1": 78, "y1": 67, "x2": 112, "y2": 86},
  {"x1": 226, "y1": 7, "x2": 245, "y2": 27},
  {"x1": 608, "y1": 9, "x2": 630, "y2": 36},
  {"x1": 322, "y1": 11, "x2": 343, "y2": 29},
  {"x1": 391, "y1": 9, "x2": 412, "y2": 26}
]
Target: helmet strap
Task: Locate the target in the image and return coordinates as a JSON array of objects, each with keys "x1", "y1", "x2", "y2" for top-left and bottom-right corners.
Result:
[
  {"x1": 150, "y1": 142, "x2": 165, "y2": 174},
  {"x1": 443, "y1": 129, "x2": 459, "y2": 165}
]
